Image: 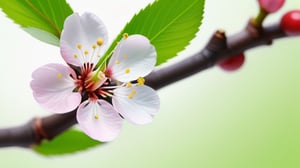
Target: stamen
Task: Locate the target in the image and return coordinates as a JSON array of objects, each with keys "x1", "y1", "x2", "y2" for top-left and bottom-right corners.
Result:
[
  {"x1": 90, "y1": 46, "x2": 97, "y2": 62},
  {"x1": 123, "y1": 33, "x2": 129, "y2": 39},
  {"x1": 99, "y1": 90, "x2": 114, "y2": 97},
  {"x1": 101, "y1": 94, "x2": 107, "y2": 98},
  {"x1": 94, "y1": 113, "x2": 99, "y2": 120},
  {"x1": 127, "y1": 90, "x2": 137, "y2": 99},
  {"x1": 101, "y1": 85, "x2": 119, "y2": 89},
  {"x1": 137, "y1": 77, "x2": 145, "y2": 86},
  {"x1": 57, "y1": 73, "x2": 62, "y2": 79},
  {"x1": 125, "y1": 68, "x2": 130, "y2": 74},
  {"x1": 126, "y1": 82, "x2": 132, "y2": 88},
  {"x1": 128, "y1": 94, "x2": 134, "y2": 99},
  {"x1": 131, "y1": 90, "x2": 137, "y2": 95},
  {"x1": 123, "y1": 55, "x2": 128, "y2": 59},
  {"x1": 97, "y1": 38, "x2": 104, "y2": 46},
  {"x1": 115, "y1": 60, "x2": 120, "y2": 65},
  {"x1": 75, "y1": 43, "x2": 89, "y2": 62}
]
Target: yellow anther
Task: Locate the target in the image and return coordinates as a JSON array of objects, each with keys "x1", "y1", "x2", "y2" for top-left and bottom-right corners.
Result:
[
  {"x1": 123, "y1": 33, "x2": 129, "y2": 39},
  {"x1": 84, "y1": 50, "x2": 89, "y2": 55},
  {"x1": 115, "y1": 60, "x2": 120, "y2": 65},
  {"x1": 128, "y1": 94, "x2": 134, "y2": 99},
  {"x1": 92, "y1": 44, "x2": 97, "y2": 49},
  {"x1": 137, "y1": 77, "x2": 145, "y2": 86},
  {"x1": 125, "y1": 68, "x2": 130, "y2": 74},
  {"x1": 74, "y1": 54, "x2": 78, "y2": 59},
  {"x1": 123, "y1": 55, "x2": 128, "y2": 59},
  {"x1": 126, "y1": 82, "x2": 132, "y2": 88},
  {"x1": 94, "y1": 113, "x2": 99, "y2": 120},
  {"x1": 77, "y1": 44, "x2": 82, "y2": 49},
  {"x1": 97, "y1": 38, "x2": 104, "y2": 46},
  {"x1": 131, "y1": 90, "x2": 137, "y2": 95},
  {"x1": 57, "y1": 73, "x2": 62, "y2": 79},
  {"x1": 128, "y1": 90, "x2": 137, "y2": 99}
]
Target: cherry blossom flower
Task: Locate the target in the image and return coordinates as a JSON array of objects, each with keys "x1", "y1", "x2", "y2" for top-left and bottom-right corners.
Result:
[{"x1": 30, "y1": 12, "x2": 160, "y2": 142}]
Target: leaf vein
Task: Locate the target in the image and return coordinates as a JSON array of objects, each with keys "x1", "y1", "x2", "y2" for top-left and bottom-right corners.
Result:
[{"x1": 24, "y1": 0, "x2": 61, "y2": 37}]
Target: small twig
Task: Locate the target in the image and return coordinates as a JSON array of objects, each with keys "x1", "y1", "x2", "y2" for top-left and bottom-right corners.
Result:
[{"x1": 0, "y1": 20, "x2": 289, "y2": 148}]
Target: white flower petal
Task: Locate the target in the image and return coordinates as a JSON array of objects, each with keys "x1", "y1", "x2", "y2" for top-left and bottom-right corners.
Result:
[
  {"x1": 107, "y1": 35, "x2": 156, "y2": 82},
  {"x1": 60, "y1": 12, "x2": 108, "y2": 66},
  {"x1": 30, "y1": 64, "x2": 81, "y2": 113},
  {"x1": 77, "y1": 100, "x2": 123, "y2": 142},
  {"x1": 112, "y1": 85, "x2": 160, "y2": 125}
]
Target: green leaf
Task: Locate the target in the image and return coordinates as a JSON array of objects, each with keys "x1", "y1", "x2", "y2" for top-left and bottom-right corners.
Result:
[
  {"x1": 98, "y1": 0, "x2": 204, "y2": 67},
  {"x1": 33, "y1": 129, "x2": 102, "y2": 156},
  {"x1": 23, "y1": 27, "x2": 60, "y2": 46},
  {"x1": 0, "y1": 0, "x2": 73, "y2": 46}
]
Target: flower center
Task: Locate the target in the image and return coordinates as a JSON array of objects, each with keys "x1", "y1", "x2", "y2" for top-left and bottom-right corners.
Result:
[{"x1": 74, "y1": 63, "x2": 109, "y2": 100}]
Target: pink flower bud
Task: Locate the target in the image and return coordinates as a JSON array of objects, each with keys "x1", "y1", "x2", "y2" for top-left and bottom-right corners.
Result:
[
  {"x1": 280, "y1": 10, "x2": 300, "y2": 36},
  {"x1": 218, "y1": 53, "x2": 245, "y2": 71},
  {"x1": 258, "y1": 0, "x2": 285, "y2": 13}
]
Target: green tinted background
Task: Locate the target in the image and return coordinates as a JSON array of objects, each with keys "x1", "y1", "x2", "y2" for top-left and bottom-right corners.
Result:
[{"x1": 1, "y1": 0, "x2": 300, "y2": 167}]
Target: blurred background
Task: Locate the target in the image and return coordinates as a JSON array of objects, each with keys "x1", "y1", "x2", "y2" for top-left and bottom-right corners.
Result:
[{"x1": 0, "y1": 0, "x2": 300, "y2": 167}]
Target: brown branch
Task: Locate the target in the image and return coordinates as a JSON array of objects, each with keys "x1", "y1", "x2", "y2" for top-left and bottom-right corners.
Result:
[
  {"x1": 0, "y1": 20, "x2": 291, "y2": 148},
  {"x1": 0, "y1": 110, "x2": 76, "y2": 147},
  {"x1": 146, "y1": 20, "x2": 285, "y2": 89}
]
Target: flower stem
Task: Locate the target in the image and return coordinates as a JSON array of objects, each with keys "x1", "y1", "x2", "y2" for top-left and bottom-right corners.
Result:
[{"x1": 252, "y1": 8, "x2": 268, "y2": 27}]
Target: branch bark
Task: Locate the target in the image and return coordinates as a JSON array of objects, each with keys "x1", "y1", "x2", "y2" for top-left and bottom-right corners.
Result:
[
  {"x1": 0, "y1": 20, "x2": 290, "y2": 148},
  {"x1": 146, "y1": 21, "x2": 285, "y2": 89}
]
